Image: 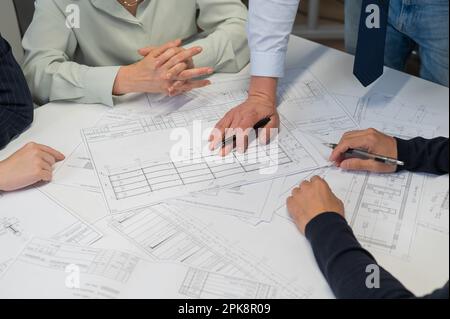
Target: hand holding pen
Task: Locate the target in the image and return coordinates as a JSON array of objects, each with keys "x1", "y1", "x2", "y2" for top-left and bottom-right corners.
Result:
[
  {"x1": 328, "y1": 128, "x2": 403, "y2": 173},
  {"x1": 209, "y1": 91, "x2": 280, "y2": 156}
]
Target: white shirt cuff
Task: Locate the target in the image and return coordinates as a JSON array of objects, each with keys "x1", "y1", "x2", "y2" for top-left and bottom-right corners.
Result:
[{"x1": 250, "y1": 51, "x2": 287, "y2": 78}]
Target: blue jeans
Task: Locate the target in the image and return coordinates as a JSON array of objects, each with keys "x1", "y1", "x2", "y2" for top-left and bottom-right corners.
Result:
[{"x1": 345, "y1": 0, "x2": 449, "y2": 87}]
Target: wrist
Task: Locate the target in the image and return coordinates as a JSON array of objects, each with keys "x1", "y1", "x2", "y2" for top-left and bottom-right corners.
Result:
[
  {"x1": 113, "y1": 65, "x2": 135, "y2": 95},
  {"x1": 248, "y1": 76, "x2": 278, "y2": 109},
  {"x1": 305, "y1": 212, "x2": 346, "y2": 241},
  {"x1": 391, "y1": 136, "x2": 399, "y2": 159}
]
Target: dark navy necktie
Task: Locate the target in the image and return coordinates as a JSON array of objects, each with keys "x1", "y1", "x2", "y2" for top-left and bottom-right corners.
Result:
[{"x1": 353, "y1": 0, "x2": 390, "y2": 87}]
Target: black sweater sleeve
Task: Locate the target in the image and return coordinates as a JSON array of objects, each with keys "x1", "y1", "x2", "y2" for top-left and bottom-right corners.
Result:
[
  {"x1": 396, "y1": 137, "x2": 449, "y2": 175},
  {"x1": 306, "y1": 213, "x2": 449, "y2": 299},
  {"x1": 0, "y1": 35, "x2": 34, "y2": 149}
]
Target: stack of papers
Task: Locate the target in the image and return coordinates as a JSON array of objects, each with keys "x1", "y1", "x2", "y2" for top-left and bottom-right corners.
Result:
[{"x1": 0, "y1": 67, "x2": 448, "y2": 299}]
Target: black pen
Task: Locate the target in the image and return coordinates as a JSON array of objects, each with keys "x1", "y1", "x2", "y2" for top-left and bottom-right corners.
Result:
[
  {"x1": 324, "y1": 143, "x2": 405, "y2": 166},
  {"x1": 221, "y1": 117, "x2": 272, "y2": 149}
]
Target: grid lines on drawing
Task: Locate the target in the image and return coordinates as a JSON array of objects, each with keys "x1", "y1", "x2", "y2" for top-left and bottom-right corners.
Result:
[
  {"x1": 108, "y1": 145, "x2": 292, "y2": 200},
  {"x1": 179, "y1": 268, "x2": 277, "y2": 299},
  {"x1": 84, "y1": 106, "x2": 227, "y2": 142}
]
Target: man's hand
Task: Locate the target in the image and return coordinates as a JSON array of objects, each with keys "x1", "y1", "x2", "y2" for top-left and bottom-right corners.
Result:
[
  {"x1": 209, "y1": 77, "x2": 280, "y2": 156},
  {"x1": 330, "y1": 128, "x2": 398, "y2": 173},
  {"x1": 113, "y1": 39, "x2": 213, "y2": 96},
  {"x1": 287, "y1": 176, "x2": 344, "y2": 234},
  {"x1": 0, "y1": 143, "x2": 65, "y2": 192}
]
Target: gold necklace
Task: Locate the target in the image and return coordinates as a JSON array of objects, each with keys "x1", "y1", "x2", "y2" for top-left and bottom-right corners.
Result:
[{"x1": 119, "y1": 0, "x2": 142, "y2": 7}]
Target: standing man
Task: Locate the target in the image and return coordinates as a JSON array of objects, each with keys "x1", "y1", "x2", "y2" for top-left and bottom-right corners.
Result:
[
  {"x1": 209, "y1": 0, "x2": 449, "y2": 154},
  {"x1": 0, "y1": 34, "x2": 65, "y2": 191},
  {"x1": 345, "y1": 0, "x2": 448, "y2": 87}
]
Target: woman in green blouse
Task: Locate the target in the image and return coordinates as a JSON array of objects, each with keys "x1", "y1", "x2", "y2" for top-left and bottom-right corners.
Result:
[{"x1": 22, "y1": 0, "x2": 250, "y2": 106}]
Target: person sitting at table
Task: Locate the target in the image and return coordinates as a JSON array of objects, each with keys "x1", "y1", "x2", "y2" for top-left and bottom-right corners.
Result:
[
  {"x1": 287, "y1": 128, "x2": 449, "y2": 299},
  {"x1": 22, "y1": 0, "x2": 250, "y2": 106},
  {"x1": 0, "y1": 35, "x2": 64, "y2": 192}
]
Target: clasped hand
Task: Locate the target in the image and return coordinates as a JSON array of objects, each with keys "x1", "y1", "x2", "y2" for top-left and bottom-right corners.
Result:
[{"x1": 113, "y1": 39, "x2": 214, "y2": 96}]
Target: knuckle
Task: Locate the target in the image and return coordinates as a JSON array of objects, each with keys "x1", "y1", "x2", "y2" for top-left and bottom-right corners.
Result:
[
  {"x1": 32, "y1": 168, "x2": 42, "y2": 178},
  {"x1": 31, "y1": 150, "x2": 41, "y2": 158},
  {"x1": 26, "y1": 142, "x2": 37, "y2": 148}
]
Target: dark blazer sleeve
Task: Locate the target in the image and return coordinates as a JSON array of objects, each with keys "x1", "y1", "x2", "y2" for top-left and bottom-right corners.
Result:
[
  {"x1": 396, "y1": 137, "x2": 449, "y2": 175},
  {"x1": 0, "y1": 35, "x2": 34, "y2": 149},
  {"x1": 306, "y1": 213, "x2": 449, "y2": 299}
]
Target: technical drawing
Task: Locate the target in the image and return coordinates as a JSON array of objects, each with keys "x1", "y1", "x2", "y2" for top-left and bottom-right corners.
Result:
[
  {"x1": 0, "y1": 259, "x2": 12, "y2": 276},
  {"x1": 108, "y1": 144, "x2": 292, "y2": 200},
  {"x1": 180, "y1": 268, "x2": 277, "y2": 299},
  {"x1": 275, "y1": 168, "x2": 426, "y2": 259},
  {"x1": 355, "y1": 93, "x2": 438, "y2": 126},
  {"x1": 20, "y1": 239, "x2": 139, "y2": 283},
  {"x1": 0, "y1": 217, "x2": 22, "y2": 237},
  {"x1": 0, "y1": 189, "x2": 103, "y2": 259},
  {"x1": 83, "y1": 115, "x2": 326, "y2": 214},
  {"x1": 354, "y1": 94, "x2": 437, "y2": 139},
  {"x1": 345, "y1": 171, "x2": 425, "y2": 258},
  {"x1": 0, "y1": 237, "x2": 291, "y2": 299},
  {"x1": 417, "y1": 175, "x2": 449, "y2": 234},
  {"x1": 110, "y1": 204, "x2": 311, "y2": 298},
  {"x1": 53, "y1": 143, "x2": 101, "y2": 193},
  {"x1": 176, "y1": 178, "x2": 283, "y2": 225}
]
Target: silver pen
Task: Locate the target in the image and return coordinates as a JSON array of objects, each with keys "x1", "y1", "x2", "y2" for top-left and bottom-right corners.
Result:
[{"x1": 324, "y1": 143, "x2": 405, "y2": 166}]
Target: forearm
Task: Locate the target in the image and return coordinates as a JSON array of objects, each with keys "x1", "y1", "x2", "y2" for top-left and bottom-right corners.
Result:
[
  {"x1": 194, "y1": 0, "x2": 249, "y2": 73},
  {"x1": 306, "y1": 213, "x2": 416, "y2": 299},
  {"x1": 396, "y1": 137, "x2": 449, "y2": 175},
  {"x1": 23, "y1": 55, "x2": 120, "y2": 106},
  {"x1": 190, "y1": 26, "x2": 249, "y2": 73}
]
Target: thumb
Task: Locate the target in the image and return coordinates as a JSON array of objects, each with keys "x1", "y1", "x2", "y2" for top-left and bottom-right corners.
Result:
[{"x1": 340, "y1": 158, "x2": 394, "y2": 173}]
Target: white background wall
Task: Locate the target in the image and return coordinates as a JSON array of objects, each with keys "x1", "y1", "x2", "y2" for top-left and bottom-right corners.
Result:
[{"x1": 0, "y1": 0, "x2": 24, "y2": 63}]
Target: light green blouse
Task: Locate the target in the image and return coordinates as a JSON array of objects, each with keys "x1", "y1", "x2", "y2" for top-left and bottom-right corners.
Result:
[{"x1": 22, "y1": 0, "x2": 249, "y2": 106}]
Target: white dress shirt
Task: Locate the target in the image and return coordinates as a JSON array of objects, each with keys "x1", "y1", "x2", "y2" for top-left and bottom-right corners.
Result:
[{"x1": 248, "y1": 0, "x2": 301, "y2": 78}]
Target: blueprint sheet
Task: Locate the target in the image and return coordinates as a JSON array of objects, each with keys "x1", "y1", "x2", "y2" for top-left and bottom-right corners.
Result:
[
  {"x1": 0, "y1": 238, "x2": 283, "y2": 299},
  {"x1": 81, "y1": 68, "x2": 356, "y2": 215},
  {"x1": 0, "y1": 189, "x2": 102, "y2": 276},
  {"x1": 2, "y1": 66, "x2": 446, "y2": 298},
  {"x1": 82, "y1": 119, "x2": 326, "y2": 214}
]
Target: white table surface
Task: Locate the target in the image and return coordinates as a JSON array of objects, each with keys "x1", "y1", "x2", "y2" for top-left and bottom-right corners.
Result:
[{"x1": 1, "y1": 36, "x2": 449, "y2": 298}]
